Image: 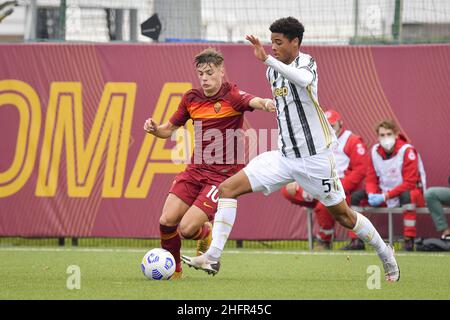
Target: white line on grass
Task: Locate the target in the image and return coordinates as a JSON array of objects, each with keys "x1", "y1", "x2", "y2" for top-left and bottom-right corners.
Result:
[{"x1": 0, "y1": 246, "x2": 448, "y2": 257}]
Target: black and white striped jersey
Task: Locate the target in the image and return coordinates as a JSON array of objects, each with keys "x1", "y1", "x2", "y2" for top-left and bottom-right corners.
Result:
[{"x1": 265, "y1": 52, "x2": 336, "y2": 158}]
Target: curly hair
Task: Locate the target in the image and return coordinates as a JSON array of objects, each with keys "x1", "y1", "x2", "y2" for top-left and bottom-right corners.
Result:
[
  {"x1": 269, "y1": 17, "x2": 305, "y2": 44},
  {"x1": 194, "y1": 48, "x2": 224, "y2": 68}
]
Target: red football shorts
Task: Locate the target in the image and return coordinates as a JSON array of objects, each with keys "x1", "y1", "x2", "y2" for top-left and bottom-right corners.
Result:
[{"x1": 169, "y1": 166, "x2": 232, "y2": 220}]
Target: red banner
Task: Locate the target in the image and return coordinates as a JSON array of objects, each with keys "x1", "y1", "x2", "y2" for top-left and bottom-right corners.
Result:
[{"x1": 1, "y1": 43, "x2": 449, "y2": 239}]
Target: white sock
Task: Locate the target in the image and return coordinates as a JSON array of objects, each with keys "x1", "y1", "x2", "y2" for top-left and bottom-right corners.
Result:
[
  {"x1": 352, "y1": 211, "x2": 389, "y2": 260},
  {"x1": 206, "y1": 198, "x2": 237, "y2": 261}
]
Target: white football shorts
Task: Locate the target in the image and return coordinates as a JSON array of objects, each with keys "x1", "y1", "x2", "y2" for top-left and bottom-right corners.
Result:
[{"x1": 243, "y1": 150, "x2": 346, "y2": 207}]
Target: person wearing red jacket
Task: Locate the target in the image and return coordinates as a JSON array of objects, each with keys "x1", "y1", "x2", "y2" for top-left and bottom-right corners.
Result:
[
  {"x1": 281, "y1": 110, "x2": 368, "y2": 249},
  {"x1": 345, "y1": 120, "x2": 426, "y2": 251}
]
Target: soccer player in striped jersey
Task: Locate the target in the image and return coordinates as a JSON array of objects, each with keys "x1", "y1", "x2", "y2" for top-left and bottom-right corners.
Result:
[
  {"x1": 281, "y1": 110, "x2": 368, "y2": 250},
  {"x1": 182, "y1": 17, "x2": 400, "y2": 282},
  {"x1": 144, "y1": 48, "x2": 275, "y2": 280}
]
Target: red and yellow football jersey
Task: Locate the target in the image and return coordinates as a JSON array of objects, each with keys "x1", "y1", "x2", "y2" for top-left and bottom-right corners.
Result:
[{"x1": 169, "y1": 82, "x2": 255, "y2": 174}]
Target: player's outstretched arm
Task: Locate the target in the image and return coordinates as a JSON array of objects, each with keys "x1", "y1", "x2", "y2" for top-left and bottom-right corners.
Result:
[
  {"x1": 245, "y1": 34, "x2": 313, "y2": 88},
  {"x1": 245, "y1": 35, "x2": 268, "y2": 62},
  {"x1": 249, "y1": 97, "x2": 276, "y2": 112},
  {"x1": 143, "y1": 118, "x2": 179, "y2": 139}
]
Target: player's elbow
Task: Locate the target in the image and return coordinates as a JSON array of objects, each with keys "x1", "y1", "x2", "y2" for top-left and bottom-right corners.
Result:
[
  {"x1": 293, "y1": 72, "x2": 313, "y2": 88},
  {"x1": 161, "y1": 133, "x2": 172, "y2": 139},
  {"x1": 292, "y1": 79, "x2": 310, "y2": 88}
]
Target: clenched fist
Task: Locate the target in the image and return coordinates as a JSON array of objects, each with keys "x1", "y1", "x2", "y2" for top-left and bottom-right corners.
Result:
[{"x1": 144, "y1": 118, "x2": 158, "y2": 134}]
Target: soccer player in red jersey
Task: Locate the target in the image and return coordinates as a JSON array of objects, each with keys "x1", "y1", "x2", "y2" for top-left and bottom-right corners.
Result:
[{"x1": 144, "y1": 48, "x2": 275, "y2": 279}]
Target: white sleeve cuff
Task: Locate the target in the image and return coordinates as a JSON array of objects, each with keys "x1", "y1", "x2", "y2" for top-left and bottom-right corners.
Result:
[{"x1": 264, "y1": 55, "x2": 277, "y2": 67}]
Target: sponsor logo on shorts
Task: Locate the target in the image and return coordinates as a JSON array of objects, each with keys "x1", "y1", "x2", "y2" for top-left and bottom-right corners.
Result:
[{"x1": 203, "y1": 201, "x2": 214, "y2": 209}]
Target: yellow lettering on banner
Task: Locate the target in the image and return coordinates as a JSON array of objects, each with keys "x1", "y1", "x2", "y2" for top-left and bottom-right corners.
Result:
[
  {"x1": 151, "y1": 95, "x2": 183, "y2": 161},
  {"x1": 35, "y1": 82, "x2": 136, "y2": 197},
  {"x1": 0, "y1": 80, "x2": 41, "y2": 197},
  {"x1": 125, "y1": 82, "x2": 193, "y2": 198}
]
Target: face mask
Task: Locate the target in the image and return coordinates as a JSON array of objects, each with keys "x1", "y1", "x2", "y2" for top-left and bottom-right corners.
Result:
[{"x1": 380, "y1": 136, "x2": 396, "y2": 151}]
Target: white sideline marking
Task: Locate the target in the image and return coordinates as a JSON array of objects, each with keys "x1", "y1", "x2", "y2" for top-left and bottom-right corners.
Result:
[{"x1": 0, "y1": 246, "x2": 448, "y2": 257}]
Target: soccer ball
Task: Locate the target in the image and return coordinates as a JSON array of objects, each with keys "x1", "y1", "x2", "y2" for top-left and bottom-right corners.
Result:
[{"x1": 141, "y1": 248, "x2": 176, "y2": 280}]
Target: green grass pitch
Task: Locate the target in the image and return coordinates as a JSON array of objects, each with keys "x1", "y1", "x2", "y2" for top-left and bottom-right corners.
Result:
[{"x1": 1, "y1": 247, "x2": 450, "y2": 300}]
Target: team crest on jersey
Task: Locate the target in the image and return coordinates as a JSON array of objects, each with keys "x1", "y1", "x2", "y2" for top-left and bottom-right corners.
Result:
[
  {"x1": 408, "y1": 150, "x2": 416, "y2": 160},
  {"x1": 214, "y1": 102, "x2": 221, "y2": 113}
]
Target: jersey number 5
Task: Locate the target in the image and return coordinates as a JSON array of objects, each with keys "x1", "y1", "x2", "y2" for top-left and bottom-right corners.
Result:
[{"x1": 322, "y1": 179, "x2": 331, "y2": 193}]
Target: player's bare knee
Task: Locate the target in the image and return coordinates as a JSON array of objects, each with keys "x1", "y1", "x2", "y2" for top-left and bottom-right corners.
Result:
[
  {"x1": 159, "y1": 213, "x2": 178, "y2": 227},
  {"x1": 178, "y1": 222, "x2": 196, "y2": 239},
  {"x1": 218, "y1": 182, "x2": 234, "y2": 198},
  {"x1": 159, "y1": 215, "x2": 168, "y2": 226}
]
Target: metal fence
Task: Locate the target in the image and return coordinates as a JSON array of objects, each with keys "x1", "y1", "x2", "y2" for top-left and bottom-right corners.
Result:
[{"x1": 1, "y1": 0, "x2": 450, "y2": 44}]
